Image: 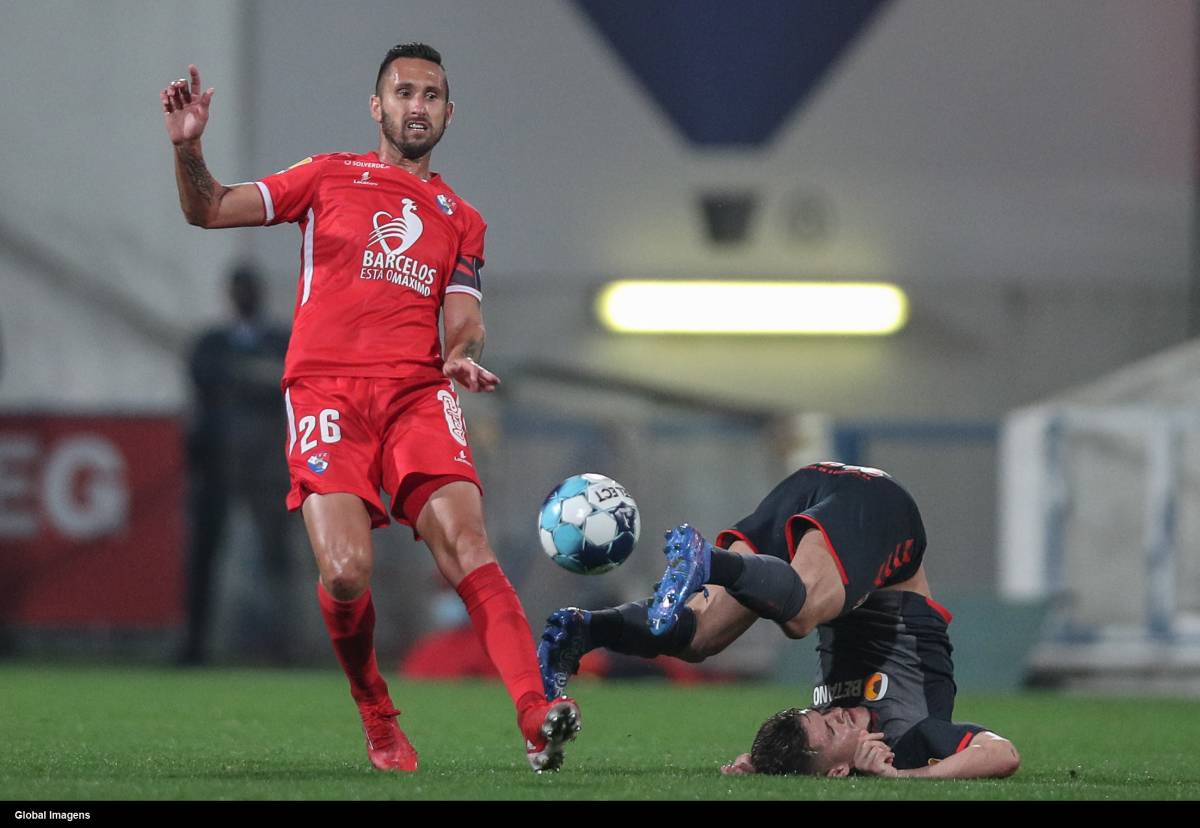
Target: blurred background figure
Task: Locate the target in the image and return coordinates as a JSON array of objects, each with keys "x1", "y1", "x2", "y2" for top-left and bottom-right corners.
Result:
[
  {"x1": 179, "y1": 264, "x2": 292, "y2": 666},
  {"x1": 400, "y1": 574, "x2": 499, "y2": 679}
]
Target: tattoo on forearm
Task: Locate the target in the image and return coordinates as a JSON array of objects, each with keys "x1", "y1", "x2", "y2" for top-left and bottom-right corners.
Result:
[{"x1": 179, "y1": 149, "x2": 216, "y2": 202}]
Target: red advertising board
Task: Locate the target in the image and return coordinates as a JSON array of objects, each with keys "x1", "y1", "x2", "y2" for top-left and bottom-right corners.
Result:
[{"x1": 0, "y1": 415, "x2": 184, "y2": 626}]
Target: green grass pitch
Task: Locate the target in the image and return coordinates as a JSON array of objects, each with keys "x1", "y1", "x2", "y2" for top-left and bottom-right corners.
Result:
[{"x1": 1, "y1": 665, "x2": 1197, "y2": 800}]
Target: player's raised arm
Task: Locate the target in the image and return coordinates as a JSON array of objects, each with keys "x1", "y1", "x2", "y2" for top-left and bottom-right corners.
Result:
[{"x1": 161, "y1": 65, "x2": 264, "y2": 228}]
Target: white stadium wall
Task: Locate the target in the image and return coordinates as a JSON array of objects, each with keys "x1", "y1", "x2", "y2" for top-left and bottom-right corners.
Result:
[
  {"x1": 1000, "y1": 338, "x2": 1200, "y2": 687},
  {"x1": 0, "y1": 0, "x2": 246, "y2": 408}
]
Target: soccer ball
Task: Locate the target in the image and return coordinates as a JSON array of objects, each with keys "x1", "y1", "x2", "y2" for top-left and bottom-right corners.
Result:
[{"x1": 538, "y1": 473, "x2": 640, "y2": 574}]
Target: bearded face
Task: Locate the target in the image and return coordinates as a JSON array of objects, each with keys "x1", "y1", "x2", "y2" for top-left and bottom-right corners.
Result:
[{"x1": 374, "y1": 58, "x2": 452, "y2": 162}]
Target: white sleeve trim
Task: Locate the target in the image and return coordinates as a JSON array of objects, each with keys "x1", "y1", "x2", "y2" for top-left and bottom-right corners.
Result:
[
  {"x1": 254, "y1": 180, "x2": 275, "y2": 224},
  {"x1": 445, "y1": 285, "x2": 483, "y2": 302}
]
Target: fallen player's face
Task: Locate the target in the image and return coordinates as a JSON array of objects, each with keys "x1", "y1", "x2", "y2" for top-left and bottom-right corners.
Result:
[{"x1": 799, "y1": 707, "x2": 873, "y2": 772}]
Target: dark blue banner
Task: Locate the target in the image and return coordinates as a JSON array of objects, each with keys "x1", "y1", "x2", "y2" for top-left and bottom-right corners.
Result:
[{"x1": 573, "y1": 0, "x2": 890, "y2": 146}]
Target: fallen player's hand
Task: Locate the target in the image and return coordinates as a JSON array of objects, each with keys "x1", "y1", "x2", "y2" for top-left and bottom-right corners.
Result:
[
  {"x1": 853, "y1": 733, "x2": 899, "y2": 777},
  {"x1": 443, "y1": 355, "x2": 500, "y2": 393},
  {"x1": 720, "y1": 753, "x2": 756, "y2": 775}
]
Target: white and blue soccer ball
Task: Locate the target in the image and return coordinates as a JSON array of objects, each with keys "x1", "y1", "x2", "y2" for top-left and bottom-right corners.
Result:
[{"x1": 538, "y1": 473, "x2": 640, "y2": 575}]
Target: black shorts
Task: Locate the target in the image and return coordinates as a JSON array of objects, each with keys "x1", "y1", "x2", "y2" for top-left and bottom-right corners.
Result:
[{"x1": 714, "y1": 462, "x2": 927, "y2": 614}]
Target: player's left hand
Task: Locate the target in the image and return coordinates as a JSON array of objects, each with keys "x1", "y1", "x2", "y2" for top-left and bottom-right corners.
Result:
[
  {"x1": 443, "y1": 355, "x2": 500, "y2": 393},
  {"x1": 852, "y1": 733, "x2": 899, "y2": 777},
  {"x1": 720, "y1": 753, "x2": 756, "y2": 775}
]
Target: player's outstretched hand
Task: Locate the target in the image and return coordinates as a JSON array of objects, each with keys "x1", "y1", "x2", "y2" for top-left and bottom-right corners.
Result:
[
  {"x1": 161, "y1": 64, "x2": 214, "y2": 145},
  {"x1": 443, "y1": 355, "x2": 500, "y2": 393},
  {"x1": 852, "y1": 732, "x2": 899, "y2": 777},
  {"x1": 720, "y1": 753, "x2": 756, "y2": 775}
]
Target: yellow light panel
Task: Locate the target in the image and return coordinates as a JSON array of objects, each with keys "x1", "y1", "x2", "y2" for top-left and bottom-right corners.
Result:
[{"x1": 597, "y1": 281, "x2": 908, "y2": 335}]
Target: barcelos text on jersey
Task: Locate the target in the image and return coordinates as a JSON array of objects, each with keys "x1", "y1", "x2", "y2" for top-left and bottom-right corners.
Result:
[{"x1": 359, "y1": 199, "x2": 437, "y2": 296}]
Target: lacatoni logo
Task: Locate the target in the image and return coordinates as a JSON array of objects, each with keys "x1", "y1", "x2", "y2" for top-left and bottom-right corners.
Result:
[
  {"x1": 353, "y1": 170, "x2": 378, "y2": 186},
  {"x1": 360, "y1": 199, "x2": 436, "y2": 296},
  {"x1": 307, "y1": 452, "x2": 330, "y2": 474},
  {"x1": 437, "y1": 389, "x2": 468, "y2": 446}
]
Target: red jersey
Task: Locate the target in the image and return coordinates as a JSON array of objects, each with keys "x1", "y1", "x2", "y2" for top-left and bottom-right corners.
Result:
[{"x1": 254, "y1": 151, "x2": 486, "y2": 384}]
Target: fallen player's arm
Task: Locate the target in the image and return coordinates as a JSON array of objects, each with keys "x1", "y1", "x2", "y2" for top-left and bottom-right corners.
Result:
[{"x1": 858, "y1": 731, "x2": 1020, "y2": 779}]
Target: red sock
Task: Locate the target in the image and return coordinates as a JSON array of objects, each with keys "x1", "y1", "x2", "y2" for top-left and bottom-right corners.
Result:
[
  {"x1": 317, "y1": 581, "x2": 389, "y2": 706},
  {"x1": 456, "y1": 563, "x2": 545, "y2": 716}
]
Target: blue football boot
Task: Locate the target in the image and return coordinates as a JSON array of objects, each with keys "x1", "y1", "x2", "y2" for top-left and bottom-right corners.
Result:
[
  {"x1": 538, "y1": 608, "x2": 593, "y2": 701},
  {"x1": 648, "y1": 524, "x2": 713, "y2": 636}
]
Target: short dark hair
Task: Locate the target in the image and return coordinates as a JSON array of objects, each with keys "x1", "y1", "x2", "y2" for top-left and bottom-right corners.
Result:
[
  {"x1": 750, "y1": 708, "x2": 820, "y2": 775},
  {"x1": 375, "y1": 42, "x2": 447, "y2": 96}
]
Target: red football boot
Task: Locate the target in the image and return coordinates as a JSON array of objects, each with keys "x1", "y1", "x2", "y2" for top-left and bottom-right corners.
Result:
[
  {"x1": 358, "y1": 701, "x2": 419, "y2": 772},
  {"x1": 522, "y1": 697, "x2": 582, "y2": 773}
]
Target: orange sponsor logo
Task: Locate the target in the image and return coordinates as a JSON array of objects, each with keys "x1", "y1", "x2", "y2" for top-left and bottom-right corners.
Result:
[{"x1": 864, "y1": 672, "x2": 889, "y2": 701}]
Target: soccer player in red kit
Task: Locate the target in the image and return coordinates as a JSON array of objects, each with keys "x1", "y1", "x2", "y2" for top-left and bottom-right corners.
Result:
[{"x1": 160, "y1": 43, "x2": 580, "y2": 773}]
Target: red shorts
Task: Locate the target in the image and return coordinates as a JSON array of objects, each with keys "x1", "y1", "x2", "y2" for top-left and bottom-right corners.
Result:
[{"x1": 283, "y1": 375, "x2": 482, "y2": 535}]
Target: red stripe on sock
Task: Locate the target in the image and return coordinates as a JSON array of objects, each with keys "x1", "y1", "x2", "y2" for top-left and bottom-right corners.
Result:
[
  {"x1": 317, "y1": 580, "x2": 389, "y2": 706},
  {"x1": 456, "y1": 563, "x2": 545, "y2": 715}
]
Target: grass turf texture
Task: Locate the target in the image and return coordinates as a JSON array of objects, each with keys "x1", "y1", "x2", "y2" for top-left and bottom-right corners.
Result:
[{"x1": 1, "y1": 666, "x2": 1197, "y2": 800}]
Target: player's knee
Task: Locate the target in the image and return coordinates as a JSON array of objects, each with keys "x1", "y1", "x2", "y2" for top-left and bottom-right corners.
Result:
[
  {"x1": 317, "y1": 545, "x2": 372, "y2": 599},
  {"x1": 323, "y1": 570, "x2": 370, "y2": 601},
  {"x1": 780, "y1": 615, "x2": 815, "y2": 640}
]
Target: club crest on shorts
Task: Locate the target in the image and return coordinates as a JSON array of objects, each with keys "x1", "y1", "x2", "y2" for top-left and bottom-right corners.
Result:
[
  {"x1": 307, "y1": 451, "x2": 330, "y2": 474},
  {"x1": 437, "y1": 389, "x2": 468, "y2": 446}
]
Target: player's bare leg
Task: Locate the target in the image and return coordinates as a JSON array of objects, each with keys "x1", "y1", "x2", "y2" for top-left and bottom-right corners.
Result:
[
  {"x1": 304, "y1": 492, "x2": 374, "y2": 599},
  {"x1": 303, "y1": 492, "x2": 417, "y2": 772},
  {"x1": 417, "y1": 481, "x2": 581, "y2": 771},
  {"x1": 537, "y1": 542, "x2": 751, "y2": 696},
  {"x1": 677, "y1": 585, "x2": 760, "y2": 661},
  {"x1": 545, "y1": 528, "x2": 841, "y2": 688},
  {"x1": 540, "y1": 536, "x2": 836, "y2": 693},
  {"x1": 779, "y1": 528, "x2": 847, "y2": 639},
  {"x1": 415, "y1": 481, "x2": 494, "y2": 587}
]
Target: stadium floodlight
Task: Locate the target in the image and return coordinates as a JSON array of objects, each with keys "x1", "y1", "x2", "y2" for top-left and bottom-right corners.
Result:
[{"x1": 596, "y1": 280, "x2": 908, "y2": 335}]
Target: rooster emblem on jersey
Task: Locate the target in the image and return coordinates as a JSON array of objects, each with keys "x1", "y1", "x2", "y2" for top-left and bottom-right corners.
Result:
[{"x1": 369, "y1": 199, "x2": 424, "y2": 257}]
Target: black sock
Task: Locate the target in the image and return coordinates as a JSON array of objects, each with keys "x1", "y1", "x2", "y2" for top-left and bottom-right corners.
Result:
[
  {"x1": 709, "y1": 548, "x2": 746, "y2": 585},
  {"x1": 713, "y1": 553, "x2": 807, "y2": 623},
  {"x1": 588, "y1": 600, "x2": 697, "y2": 658}
]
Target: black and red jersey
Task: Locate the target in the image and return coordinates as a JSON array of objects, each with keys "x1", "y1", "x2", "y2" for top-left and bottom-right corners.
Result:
[
  {"x1": 814, "y1": 590, "x2": 984, "y2": 769},
  {"x1": 717, "y1": 462, "x2": 986, "y2": 768},
  {"x1": 716, "y1": 462, "x2": 927, "y2": 614}
]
